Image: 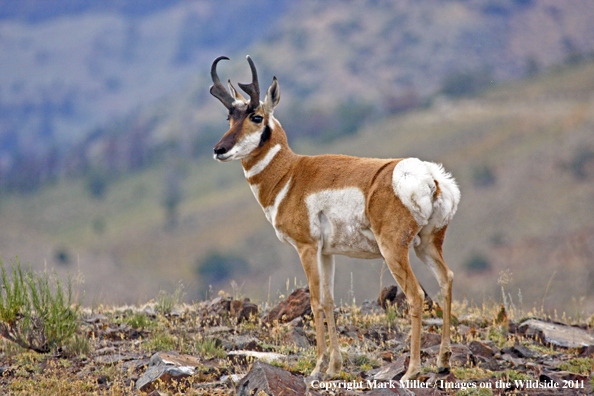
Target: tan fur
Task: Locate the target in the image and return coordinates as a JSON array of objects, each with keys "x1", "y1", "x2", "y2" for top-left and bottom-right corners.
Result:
[{"x1": 212, "y1": 64, "x2": 457, "y2": 381}]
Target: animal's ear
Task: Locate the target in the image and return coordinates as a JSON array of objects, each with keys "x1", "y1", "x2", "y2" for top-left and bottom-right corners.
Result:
[
  {"x1": 263, "y1": 77, "x2": 280, "y2": 114},
  {"x1": 228, "y1": 80, "x2": 247, "y2": 104}
]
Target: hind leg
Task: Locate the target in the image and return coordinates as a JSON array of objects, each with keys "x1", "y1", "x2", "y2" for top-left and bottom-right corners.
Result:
[
  {"x1": 414, "y1": 225, "x2": 453, "y2": 371},
  {"x1": 375, "y1": 220, "x2": 425, "y2": 381}
]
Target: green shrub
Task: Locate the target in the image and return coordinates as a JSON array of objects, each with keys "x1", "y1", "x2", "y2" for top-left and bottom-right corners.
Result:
[
  {"x1": 464, "y1": 254, "x2": 491, "y2": 274},
  {"x1": 194, "y1": 336, "x2": 225, "y2": 359},
  {"x1": 472, "y1": 164, "x2": 497, "y2": 187},
  {"x1": 155, "y1": 284, "x2": 185, "y2": 315},
  {"x1": 442, "y1": 69, "x2": 493, "y2": 98},
  {"x1": 196, "y1": 252, "x2": 250, "y2": 286},
  {"x1": 570, "y1": 148, "x2": 594, "y2": 180},
  {"x1": 0, "y1": 258, "x2": 81, "y2": 353}
]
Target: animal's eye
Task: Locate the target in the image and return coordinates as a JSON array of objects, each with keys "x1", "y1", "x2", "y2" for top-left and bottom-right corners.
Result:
[{"x1": 251, "y1": 115, "x2": 263, "y2": 124}]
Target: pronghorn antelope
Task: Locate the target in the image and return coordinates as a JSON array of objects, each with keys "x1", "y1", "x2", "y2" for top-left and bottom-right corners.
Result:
[{"x1": 209, "y1": 56, "x2": 460, "y2": 381}]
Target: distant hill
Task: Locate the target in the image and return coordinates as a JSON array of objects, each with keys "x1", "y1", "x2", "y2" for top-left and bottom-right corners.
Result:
[
  {"x1": 0, "y1": 0, "x2": 183, "y2": 22},
  {"x1": 2, "y1": 0, "x2": 594, "y2": 193},
  {"x1": 94, "y1": 0, "x2": 594, "y2": 170},
  {"x1": 0, "y1": 0, "x2": 287, "y2": 191}
]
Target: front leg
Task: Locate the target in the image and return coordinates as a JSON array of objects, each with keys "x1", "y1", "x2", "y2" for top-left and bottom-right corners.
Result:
[
  {"x1": 298, "y1": 245, "x2": 327, "y2": 377},
  {"x1": 320, "y1": 253, "x2": 342, "y2": 376}
]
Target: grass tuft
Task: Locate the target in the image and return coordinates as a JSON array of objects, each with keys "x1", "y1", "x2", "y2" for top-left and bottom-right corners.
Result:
[{"x1": 0, "y1": 258, "x2": 81, "y2": 354}]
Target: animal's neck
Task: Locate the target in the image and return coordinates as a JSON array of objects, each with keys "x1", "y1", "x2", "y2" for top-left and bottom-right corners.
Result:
[{"x1": 241, "y1": 118, "x2": 297, "y2": 207}]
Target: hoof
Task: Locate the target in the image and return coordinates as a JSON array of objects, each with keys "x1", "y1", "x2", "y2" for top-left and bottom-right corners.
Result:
[
  {"x1": 305, "y1": 371, "x2": 323, "y2": 386},
  {"x1": 400, "y1": 368, "x2": 421, "y2": 382},
  {"x1": 325, "y1": 367, "x2": 340, "y2": 379},
  {"x1": 311, "y1": 354, "x2": 329, "y2": 378},
  {"x1": 437, "y1": 366, "x2": 450, "y2": 374}
]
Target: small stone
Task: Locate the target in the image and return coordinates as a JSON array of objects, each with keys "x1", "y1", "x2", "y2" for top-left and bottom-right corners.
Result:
[
  {"x1": 220, "y1": 373, "x2": 245, "y2": 385},
  {"x1": 227, "y1": 350, "x2": 286, "y2": 364},
  {"x1": 373, "y1": 354, "x2": 409, "y2": 381},
  {"x1": 135, "y1": 351, "x2": 201, "y2": 392},
  {"x1": 422, "y1": 318, "x2": 444, "y2": 327},
  {"x1": 360, "y1": 299, "x2": 383, "y2": 315},
  {"x1": 378, "y1": 285, "x2": 399, "y2": 309},
  {"x1": 230, "y1": 298, "x2": 259, "y2": 322},
  {"x1": 421, "y1": 332, "x2": 442, "y2": 349},
  {"x1": 281, "y1": 326, "x2": 310, "y2": 349},
  {"x1": 450, "y1": 353, "x2": 470, "y2": 366},
  {"x1": 236, "y1": 361, "x2": 322, "y2": 396},
  {"x1": 500, "y1": 353, "x2": 524, "y2": 367},
  {"x1": 83, "y1": 313, "x2": 108, "y2": 324},
  {"x1": 221, "y1": 335, "x2": 261, "y2": 351},
  {"x1": 94, "y1": 352, "x2": 145, "y2": 365},
  {"x1": 468, "y1": 340, "x2": 496, "y2": 358},
  {"x1": 379, "y1": 285, "x2": 434, "y2": 313},
  {"x1": 579, "y1": 345, "x2": 594, "y2": 357},
  {"x1": 512, "y1": 344, "x2": 540, "y2": 359},
  {"x1": 367, "y1": 387, "x2": 415, "y2": 396},
  {"x1": 264, "y1": 287, "x2": 312, "y2": 324}
]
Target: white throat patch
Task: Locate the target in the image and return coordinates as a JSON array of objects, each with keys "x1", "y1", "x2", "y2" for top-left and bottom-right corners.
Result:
[
  {"x1": 244, "y1": 144, "x2": 281, "y2": 179},
  {"x1": 263, "y1": 177, "x2": 291, "y2": 227}
]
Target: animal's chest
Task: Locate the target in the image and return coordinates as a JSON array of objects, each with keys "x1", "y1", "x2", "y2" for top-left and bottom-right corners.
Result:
[{"x1": 304, "y1": 188, "x2": 382, "y2": 259}]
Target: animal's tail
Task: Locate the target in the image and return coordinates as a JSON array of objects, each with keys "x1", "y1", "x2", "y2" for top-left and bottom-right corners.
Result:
[{"x1": 392, "y1": 158, "x2": 460, "y2": 230}]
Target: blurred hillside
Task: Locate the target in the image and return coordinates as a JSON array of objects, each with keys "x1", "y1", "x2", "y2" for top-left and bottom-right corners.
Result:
[
  {"x1": 1, "y1": 61, "x2": 593, "y2": 315},
  {"x1": 2, "y1": 0, "x2": 594, "y2": 191},
  {"x1": 0, "y1": 0, "x2": 593, "y2": 314},
  {"x1": 0, "y1": 0, "x2": 286, "y2": 190}
]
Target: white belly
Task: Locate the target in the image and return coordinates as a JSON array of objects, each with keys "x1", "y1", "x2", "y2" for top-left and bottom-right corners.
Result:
[{"x1": 306, "y1": 187, "x2": 382, "y2": 259}]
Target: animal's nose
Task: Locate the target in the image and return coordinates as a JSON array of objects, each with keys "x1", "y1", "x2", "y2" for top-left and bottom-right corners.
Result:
[{"x1": 214, "y1": 146, "x2": 228, "y2": 155}]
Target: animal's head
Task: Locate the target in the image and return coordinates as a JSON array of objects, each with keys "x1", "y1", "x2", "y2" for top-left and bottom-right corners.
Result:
[{"x1": 210, "y1": 56, "x2": 280, "y2": 162}]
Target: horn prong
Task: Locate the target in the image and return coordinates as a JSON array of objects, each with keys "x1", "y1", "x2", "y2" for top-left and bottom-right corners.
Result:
[
  {"x1": 209, "y1": 56, "x2": 235, "y2": 109},
  {"x1": 238, "y1": 55, "x2": 260, "y2": 111}
]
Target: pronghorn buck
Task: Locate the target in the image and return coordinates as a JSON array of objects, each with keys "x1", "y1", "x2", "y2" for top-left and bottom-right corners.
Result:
[{"x1": 209, "y1": 56, "x2": 460, "y2": 381}]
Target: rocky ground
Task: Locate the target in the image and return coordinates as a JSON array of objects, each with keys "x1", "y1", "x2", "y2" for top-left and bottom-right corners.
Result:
[{"x1": 1, "y1": 286, "x2": 593, "y2": 395}]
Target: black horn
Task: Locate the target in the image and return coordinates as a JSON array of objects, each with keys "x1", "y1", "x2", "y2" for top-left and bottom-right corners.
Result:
[
  {"x1": 238, "y1": 56, "x2": 260, "y2": 111},
  {"x1": 210, "y1": 56, "x2": 235, "y2": 109}
]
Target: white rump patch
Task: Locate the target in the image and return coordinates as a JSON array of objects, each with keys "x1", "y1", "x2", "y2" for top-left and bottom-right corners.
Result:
[
  {"x1": 424, "y1": 162, "x2": 460, "y2": 229},
  {"x1": 393, "y1": 158, "x2": 435, "y2": 226},
  {"x1": 244, "y1": 144, "x2": 281, "y2": 178},
  {"x1": 392, "y1": 158, "x2": 460, "y2": 229}
]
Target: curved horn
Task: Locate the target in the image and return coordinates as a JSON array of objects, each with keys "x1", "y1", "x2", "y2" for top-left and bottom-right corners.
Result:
[
  {"x1": 209, "y1": 56, "x2": 235, "y2": 109},
  {"x1": 238, "y1": 56, "x2": 260, "y2": 111}
]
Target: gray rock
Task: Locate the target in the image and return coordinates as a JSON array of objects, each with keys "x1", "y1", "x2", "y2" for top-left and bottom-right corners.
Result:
[
  {"x1": 282, "y1": 326, "x2": 310, "y2": 349},
  {"x1": 360, "y1": 299, "x2": 383, "y2": 315},
  {"x1": 135, "y1": 351, "x2": 201, "y2": 392},
  {"x1": 422, "y1": 318, "x2": 444, "y2": 327},
  {"x1": 367, "y1": 386, "x2": 415, "y2": 396},
  {"x1": 512, "y1": 343, "x2": 540, "y2": 359},
  {"x1": 468, "y1": 340, "x2": 496, "y2": 358},
  {"x1": 220, "y1": 334, "x2": 261, "y2": 351},
  {"x1": 264, "y1": 287, "x2": 312, "y2": 324},
  {"x1": 94, "y1": 352, "x2": 145, "y2": 365},
  {"x1": 236, "y1": 361, "x2": 322, "y2": 396},
  {"x1": 518, "y1": 319, "x2": 594, "y2": 348},
  {"x1": 227, "y1": 350, "x2": 286, "y2": 364},
  {"x1": 373, "y1": 355, "x2": 409, "y2": 381}
]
